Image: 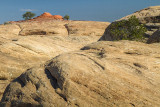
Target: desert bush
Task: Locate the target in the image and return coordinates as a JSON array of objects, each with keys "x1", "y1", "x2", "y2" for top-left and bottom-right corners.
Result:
[
  {"x1": 110, "y1": 15, "x2": 147, "y2": 41},
  {"x1": 22, "y1": 11, "x2": 36, "y2": 20},
  {"x1": 64, "y1": 15, "x2": 70, "y2": 20},
  {"x1": 4, "y1": 21, "x2": 11, "y2": 25}
]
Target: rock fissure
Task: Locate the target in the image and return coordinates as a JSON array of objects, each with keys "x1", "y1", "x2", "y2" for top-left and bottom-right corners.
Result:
[
  {"x1": 15, "y1": 43, "x2": 41, "y2": 55},
  {"x1": 64, "y1": 24, "x2": 70, "y2": 36},
  {"x1": 74, "y1": 53, "x2": 105, "y2": 70},
  {"x1": 16, "y1": 24, "x2": 24, "y2": 36}
]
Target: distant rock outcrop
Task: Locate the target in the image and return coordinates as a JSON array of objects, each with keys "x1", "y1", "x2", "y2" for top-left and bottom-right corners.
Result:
[
  {"x1": 33, "y1": 12, "x2": 63, "y2": 20},
  {"x1": 100, "y1": 6, "x2": 160, "y2": 42},
  {"x1": 9, "y1": 12, "x2": 63, "y2": 24},
  {"x1": 14, "y1": 20, "x2": 110, "y2": 36},
  {"x1": 8, "y1": 12, "x2": 110, "y2": 36},
  {"x1": 120, "y1": 6, "x2": 160, "y2": 38},
  {"x1": 119, "y1": 6, "x2": 160, "y2": 23}
]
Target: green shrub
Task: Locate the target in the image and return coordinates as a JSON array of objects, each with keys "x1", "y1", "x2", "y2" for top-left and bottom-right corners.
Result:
[
  {"x1": 22, "y1": 11, "x2": 36, "y2": 20},
  {"x1": 4, "y1": 21, "x2": 11, "y2": 25},
  {"x1": 110, "y1": 15, "x2": 147, "y2": 41},
  {"x1": 64, "y1": 15, "x2": 70, "y2": 20}
]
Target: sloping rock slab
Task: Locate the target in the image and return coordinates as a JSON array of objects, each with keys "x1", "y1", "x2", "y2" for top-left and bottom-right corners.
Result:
[
  {"x1": 1, "y1": 41, "x2": 160, "y2": 107},
  {"x1": 120, "y1": 6, "x2": 160, "y2": 23},
  {"x1": 65, "y1": 21, "x2": 110, "y2": 36},
  {"x1": 0, "y1": 66, "x2": 67, "y2": 107}
]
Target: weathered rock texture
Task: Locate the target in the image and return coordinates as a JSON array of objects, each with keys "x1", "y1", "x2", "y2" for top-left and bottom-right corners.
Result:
[
  {"x1": 1, "y1": 41, "x2": 160, "y2": 106},
  {"x1": 18, "y1": 21, "x2": 68, "y2": 36},
  {"x1": 0, "y1": 35, "x2": 100, "y2": 100},
  {"x1": 1, "y1": 6, "x2": 160, "y2": 106},
  {"x1": 14, "y1": 20, "x2": 110, "y2": 36},
  {"x1": 65, "y1": 21, "x2": 110, "y2": 36},
  {"x1": 120, "y1": 6, "x2": 160, "y2": 23},
  {"x1": 0, "y1": 20, "x2": 109, "y2": 100},
  {"x1": 121, "y1": 6, "x2": 160, "y2": 37},
  {"x1": 147, "y1": 29, "x2": 160, "y2": 43},
  {"x1": 9, "y1": 12, "x2": 110, "y2": 36},
  {"x1": 100, "y1": 6, "x2": 160, "y2": 42}
]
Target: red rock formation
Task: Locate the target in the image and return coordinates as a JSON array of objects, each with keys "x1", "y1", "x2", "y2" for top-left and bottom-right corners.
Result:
[
  {"x1": 9, "y1": 12, "x2": 64, "y2": 23},
  {"x1": 34, "y1": 12, "x2": 63, "y2": 20},
  {"x1": 41, "y1": 12, "x2": 53, "y2": 17},
  {"x1": 52, "y1": 15, "x2": 63, "y2": 19}
]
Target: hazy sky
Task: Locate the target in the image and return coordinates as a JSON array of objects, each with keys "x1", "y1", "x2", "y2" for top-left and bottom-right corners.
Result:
[{"x1": 0, "y1": 0, "x2": 159, "y2": 23}]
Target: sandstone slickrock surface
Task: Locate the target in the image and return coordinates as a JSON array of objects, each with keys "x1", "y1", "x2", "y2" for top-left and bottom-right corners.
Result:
[
  {"x1": 18, "y1": 21, "x2": 68, "y2": 36},
  {"x1": 0, "y1": 35, "x2": 100, "y2": 100},
  {"x1": 120, "y1": 6, "x2": 160, "y2": 23},
  {"x1": 9, "y1": 12, "x2": 110, "y2": 36},
  {"x1": 0, "y1": 20, "x2": 109, "y2": 100},
  {"x1": 14, "y1": 20, "x2": 110, "y2": 36},
  {"x1": 65, "y1": 21, "x2": 110, "y2": 36},
  {"x1": 1, "y1": 6, "x2": 160, "y2": 106},
  {"x1": 1, "y1": 41, "x2": 160, "y2": 106},
  {"x1": 100, "y1": 6, "x2": 160, "y2": 42}
]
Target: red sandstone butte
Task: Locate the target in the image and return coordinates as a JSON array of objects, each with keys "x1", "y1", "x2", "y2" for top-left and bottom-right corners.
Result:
[
  {"x1": 34, "y1": 12, "x2": 63, "y2": 20},
  {"x1": 9, "y1": 12, "x2": 64, "y2": 23}
]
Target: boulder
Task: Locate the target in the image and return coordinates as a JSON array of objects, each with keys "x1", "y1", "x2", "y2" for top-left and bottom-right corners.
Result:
[
  {"x1": 147, "y1": 29, "x2": 160, "y2": 43},
  {"x1": 1, "y1": 41, "x2": 160, "y2": 106},
  {"x1": 0, "y1": 66, "x2": 68, "y2": 107}
]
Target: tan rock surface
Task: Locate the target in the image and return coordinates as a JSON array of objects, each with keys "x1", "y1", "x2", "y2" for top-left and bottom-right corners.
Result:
[
  {"x1": 13, "y1": 20, "x2": 110, "y2": 36},
  {"x1": 1, "y1": 41, "x2": 160, "y2": 106},
  {"x1": 0, "y1": 24, "x2": 21, "y2": 40},
  {"x1": 120, "y1": 6, "x2": 160, "y2": 23},
  {"x1": 0, "y1": 35, "x2": 100, "y2": 100},
  {"x1": 65, "y1": 21, "x2": 110, "y2": 36},
  {"x1": 120, "y1": 6, "x2": 160, "y2": 37},
  {"x1": 18, "y1": 21, "x2": 68, "y2": 36},
  {"x1": 0, "y1": 20, "x2": 109, "y2": 100}
]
